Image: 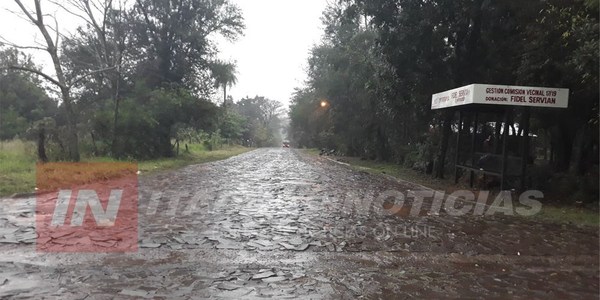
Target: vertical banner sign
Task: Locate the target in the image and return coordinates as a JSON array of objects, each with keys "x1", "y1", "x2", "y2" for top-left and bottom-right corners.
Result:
[
  {"x1": 36, "y1": 163, "x2": 138, "y2": 252},
  {"x1": 432, "y1": 84, "x2": 569, "y2": 109}
]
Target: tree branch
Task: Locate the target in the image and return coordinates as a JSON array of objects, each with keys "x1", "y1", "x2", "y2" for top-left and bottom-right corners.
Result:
[
  {"x1": 0, "y1": 36, "x2": 47, "y2": 51},
  {"x1": 34, "y1": 0, "x2": 44, "y2": 25},
  {"x1": 102, "y1": 0, "x2": 113, "y2": 33},
  {"x1": 13, "y1": 0, "x2": 38, "y2": 25},
  {"x1": 70, "y1": 65, "x2": 117, "y2": 86},
  {"x1": 48, "y1": 13, "x2": 60, "y2": 47},
  {"x1": 48, "y1": 0, "x2": 95, "y2": 28},
  {"x1": 1, "y1": 65, "x2": 65, "y2": 88},
  {"x1": 4, "y1": 7, "x2": 36, "y2": 25}
]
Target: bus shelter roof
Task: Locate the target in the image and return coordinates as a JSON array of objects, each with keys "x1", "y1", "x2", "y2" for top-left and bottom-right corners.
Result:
[{"x1": 431, "y1": 84, "x2": 569, "y2": 110}]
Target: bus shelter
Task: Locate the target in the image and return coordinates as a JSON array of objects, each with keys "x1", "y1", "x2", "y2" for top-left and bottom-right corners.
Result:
[{"x1": 431, "y1": 84, "x2": 569, "y2": 190}]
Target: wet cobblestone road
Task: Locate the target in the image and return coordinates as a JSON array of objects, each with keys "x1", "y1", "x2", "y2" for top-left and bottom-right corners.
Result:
[{"x1": 0, "y1": 149, "x2": 598, "y2": 299}]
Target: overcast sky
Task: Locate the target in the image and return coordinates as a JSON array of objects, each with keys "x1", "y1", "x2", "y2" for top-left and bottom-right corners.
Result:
[
  {"x1": 219, "y1": 0, "x2": 327, "y2": 106},
  {"x1": 0, "y1": 0, "x2": 328, "y2": 107}
]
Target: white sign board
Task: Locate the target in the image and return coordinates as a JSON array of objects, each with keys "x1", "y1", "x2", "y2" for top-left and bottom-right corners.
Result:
[{"x1": 431, "y1": 84, "x2": 569, "y2": 110}]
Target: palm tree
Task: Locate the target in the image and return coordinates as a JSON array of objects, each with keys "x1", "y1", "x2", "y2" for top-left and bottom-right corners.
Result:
[{"x1": 210, "y1": 60, "x2": 238, "y2": 108}]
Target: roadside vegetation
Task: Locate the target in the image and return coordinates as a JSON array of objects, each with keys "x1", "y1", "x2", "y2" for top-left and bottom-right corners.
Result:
[
  {"x1": 290, "y1": 0, "x2": 599, "y2": 208},
  {"x1": 0, "y1": 140, "x2": 37, "y2": 197},
  {"x1": 0, "y1": 0, "x2": 282, "y2": 197},
  {"x1": 0, "y1": 139, "x2": 252, "y2": 197},
  {"x1": 306, "y1": 150, "x2": 598, "y2": 227}
]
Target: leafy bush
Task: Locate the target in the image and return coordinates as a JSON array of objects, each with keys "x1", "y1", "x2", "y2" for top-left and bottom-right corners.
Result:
[
  {"x1": 546, "y1": 172, "x2": 600, "y2": 203},
  {"x1": 93, "y1": 86, "x2": 219, "y2": 159}
]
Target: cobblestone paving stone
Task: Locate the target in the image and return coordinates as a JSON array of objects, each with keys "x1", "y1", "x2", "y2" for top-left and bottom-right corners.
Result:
[{"x1": 0, "y1": 149, "x2": 598, "y2": 299}]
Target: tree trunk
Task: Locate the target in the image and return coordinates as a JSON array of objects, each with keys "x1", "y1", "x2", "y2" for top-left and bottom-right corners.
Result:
[
  {"x1": 110, "y1": 75, "x2": 121, "y2": 157},
  {"x1": 111, "y1": 99, "x2": 121, "y2": 156},
  {"x1": 61, "y1": 88, "x2": 80, "y2": 162},
  {"x1": 37, "y1": 126, "x2": 48, "y2": 163},
  {"x1": 435, "y1": 110, "x2": 454, "y2": 178},
  {"x1": 223, "y1": 86, "x2": 227, "y2": 109},
  {"x1": 569, "y1": 124, "x2": 588, "y2": 175},
  {"x1": 376, "y1": 125, "x2": 388, "y2": 161},
  {"x1": 553, "y1": 123, "x2": 573, "y2": 172},
  {"x1": 24, "y1": 0, "x2": 80, "y2": 161},
  {"x1": 90, "y1": 132, "x2": 99, "y2": 156}
]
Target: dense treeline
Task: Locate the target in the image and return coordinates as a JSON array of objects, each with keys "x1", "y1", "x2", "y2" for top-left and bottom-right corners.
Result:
[
  {"x1": 0, "y1": 0, "x2": 283, "y2": 160},
  {"x1": 0, "y1": 49, "x2": 57, "y2": 141},
  {"x1": 289, "y1": 0, "x2": 598, "y2": 197}
]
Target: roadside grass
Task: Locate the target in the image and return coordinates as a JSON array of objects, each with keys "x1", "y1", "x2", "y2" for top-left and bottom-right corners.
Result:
[
  {"x1": 303, "y1": 148, "x2": 321, "y2": 157},
  {"x1": 532, "y1": 206, "x2": 599, "y2": 227},
  {"x1": 136, "y1": 144, "x2": 251, "y2": 173},
  {"x1": 0, "y1": 140, "x2": 37, "y2": 196},
  {"x1": 0, "y1": 140, "x2": 253, "y2": 197},
  {"x1": 337, "y1": 156, "x2": 453, "y2": 192},
  {"x1": 303, "y1": 149, "x2": 599, "y2": 227}
]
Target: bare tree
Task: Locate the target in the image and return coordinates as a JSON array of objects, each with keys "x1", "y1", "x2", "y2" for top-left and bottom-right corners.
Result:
[
  {"x1": 51, "y1": 0, "x2": 129, "y2": 155},
  {"x1": 0, "y1": 0, "x2": 115, "y2": 161}
]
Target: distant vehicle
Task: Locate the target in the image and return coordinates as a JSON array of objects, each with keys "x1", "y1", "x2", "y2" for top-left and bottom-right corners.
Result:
[{"x1": 283, "y1": 141, "x2": 290, "y2": 148}]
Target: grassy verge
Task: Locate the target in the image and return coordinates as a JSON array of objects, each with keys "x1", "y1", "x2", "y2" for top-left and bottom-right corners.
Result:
[
  {"x1": 136, "y1": 144, "x2": 251, "y2": 174},
  {"x1": 0, "y1": 140, "x2": 37, "y2": 197},
  {"x1": 531, "y1": 206, "x2": 599, "y2": 227},
  {"x1": 0, "y1": 140, "x2": 253, "y2": 197},
  {"x1": 335, "y1": 156, "x2": 455, "y2": 192},
  {"x1": 303, "y1": 149, "x2": 599, "y2": 227}
]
